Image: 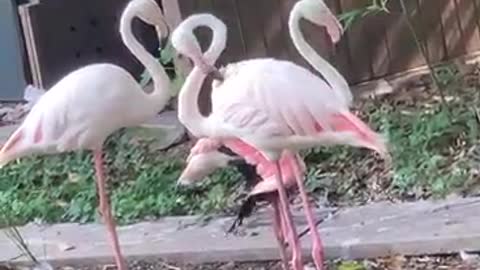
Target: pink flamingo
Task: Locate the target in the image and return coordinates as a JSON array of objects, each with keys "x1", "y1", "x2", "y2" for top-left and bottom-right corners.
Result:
[
  {"x1": 0, "y1": 0, "x2": 171, "y2": 269},
  {"x1": 178, "y1": 138, "x2": 308, "y2": 270},
  {"x1": 177, "y1": 3, "x2": 353, "y2": 268},
  {"x1": 171, "y1": 3, "x2": 389, "y2": 269}
]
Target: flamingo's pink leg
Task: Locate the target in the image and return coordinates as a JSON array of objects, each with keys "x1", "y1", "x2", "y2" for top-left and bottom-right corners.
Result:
[
  {"x1": 274, "y1": 161, "x2": 304, "y2": 270},
  {"x1": 271, "y1": 196, "x2": 289, "y2": 270},
  {"x1": 292, "y1": 157, "x2": 324, "y2": 270},
  {"x1": 93, "y1": 150, "x2": 126, "y2": 270}
]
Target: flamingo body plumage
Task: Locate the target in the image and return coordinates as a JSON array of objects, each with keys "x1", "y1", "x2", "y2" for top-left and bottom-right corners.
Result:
[
  {"x1": 1, "y1": 64, "x2": 165, "y2": 164},
  {"x1": 172, "y1": 1, "x2": 390, "y2": 269}
]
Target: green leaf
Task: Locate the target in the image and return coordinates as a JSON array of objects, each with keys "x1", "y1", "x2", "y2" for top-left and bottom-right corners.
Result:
[
  {"x1": 159, "y1": 41, "x2": 175, "y2": 64},
  {"x1": 338, "y1": 261, "x2": 366, "y2": 270}
]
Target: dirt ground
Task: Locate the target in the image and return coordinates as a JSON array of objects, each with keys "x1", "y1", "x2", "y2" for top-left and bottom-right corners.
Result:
[
  {"x1": 2, "y1": 254, "x2": 473, "y2": 270},
  {"x1": 81, "y1": 255, "x2": 479, "y2": 270}
]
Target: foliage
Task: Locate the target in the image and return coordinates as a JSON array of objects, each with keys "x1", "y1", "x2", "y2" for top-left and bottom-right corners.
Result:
[
  {"x1": 339, "y1": 0, "x2": 451, "y2": 116},
  {"x1": 2, "y1": 66, "x2": 478, "y2": 225},
  {"x1": 1, "y1": 0, "x2": 479, "y2": 227},
  {"x1": 140, "y1": 41, "x2": 185, "y2": 96},
  {"x1": 0, "y1": 130, "x2": 241, "y2": 226},
  {"x1": 338, "y1": 0, "x2": 390, "y2": 30},
  {"x1": 305, "y1": 64, "x2": 479, "y2": 203},
  {"x1": 337, "y1": 261, "x2": 366, "y2": 270}
]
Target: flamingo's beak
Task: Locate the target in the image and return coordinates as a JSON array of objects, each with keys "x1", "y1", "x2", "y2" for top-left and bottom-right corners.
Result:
[
  {"x1": 198, "y1": 58, "x2": 224, "y2": 81},
  {"x1": 156, "y1": 17, "x2": 170, "y2": 50},
  {"x1": 176, "y1": 178, "x2": 192, "y2": 187},
  {"x1": 176, "y1": 169, "x2": 194, "y2": 187}
]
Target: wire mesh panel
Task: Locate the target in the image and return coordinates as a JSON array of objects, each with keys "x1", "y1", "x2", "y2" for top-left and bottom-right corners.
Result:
[{"x1": 18, "y1": 0, "x2": 161, "y2": 89}]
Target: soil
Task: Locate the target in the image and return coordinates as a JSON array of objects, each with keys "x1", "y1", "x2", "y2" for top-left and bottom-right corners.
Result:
[
  {"x1": 75, "y1": 255, "x2": 479, "y2": 270},
  {"x1": 3, "y1": 254, "x2": 476, "y2": 270}
]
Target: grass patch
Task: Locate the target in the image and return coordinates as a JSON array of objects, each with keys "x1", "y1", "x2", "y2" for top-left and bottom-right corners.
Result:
[
  {"x1": 0, "y1": 131, "x2": 244, "y2": 226},
  {"x1": 1, "y1": 64, "x2": 480, "y2": 226},
  {"x1": 304, "y1": 64, "x2": 480, "y2": 205}
]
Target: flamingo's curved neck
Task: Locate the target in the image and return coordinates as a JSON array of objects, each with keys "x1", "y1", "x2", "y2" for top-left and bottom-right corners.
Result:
[
  {"x1": 289, "y1": 9, "x2": 352, "y2": 105},
  {"x1": 177, "y1": 15, "x2": 227, "y2": 137},
  {"x1": 120, "y1": 10, "x2": 170, "y2": 111}
]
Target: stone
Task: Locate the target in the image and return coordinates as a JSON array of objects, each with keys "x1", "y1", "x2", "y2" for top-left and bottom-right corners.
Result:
[
  {"x1": 0, "y1": 124, "x2": 18, "y2": 144},
  {"x1": 1, "y1": 198, "x2": 480, "y2": 266},
  {"x1": 124, "y1": 110, "x2": 186, "y2": 151}
]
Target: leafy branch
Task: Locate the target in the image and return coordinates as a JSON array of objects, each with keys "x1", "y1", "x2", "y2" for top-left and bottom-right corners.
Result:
[
  {"x1": 399, "y1": 0, "x2": 451, "y2": 116},
  {"x1": 338, "y1": 0, "x2": 390, "y2": 30}
]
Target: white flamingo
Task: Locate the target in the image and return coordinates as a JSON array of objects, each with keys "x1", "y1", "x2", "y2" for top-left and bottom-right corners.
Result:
[
  {"x1": 176, "y1": 4, "x2": 354, "y2": 267},
  {"x1": 171, "y1": 2, "x2": 389, "y2": 269},
  {"x1": 0, "y1": 0, "x2": 172, "y2": 269}
]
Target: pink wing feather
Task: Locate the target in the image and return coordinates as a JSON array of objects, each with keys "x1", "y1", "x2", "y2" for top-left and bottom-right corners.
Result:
[
  {"x1": 224, "y1": 138, "x2": 306, "y2": 195},
  {"x1": 212, "y1": 59, "x2": 384, "y2": 154}
]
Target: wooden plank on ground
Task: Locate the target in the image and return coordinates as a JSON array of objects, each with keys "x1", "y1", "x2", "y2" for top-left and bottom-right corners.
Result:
[{"x1": 1, "y1": 198, "x2": 480, "y2": 266}]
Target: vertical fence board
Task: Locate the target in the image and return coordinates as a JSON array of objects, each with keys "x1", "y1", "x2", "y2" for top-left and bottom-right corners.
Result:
[
  {"x1": 385, "y1": 0, "x2": 425, "y2": 76},
  {"x1": 330, "y1": 0, "x2": 354, "y2": 82},
  {"x1": 259, "y1": 0, "x2": 290, "y2": 59},
  {"x1": 417, "y1": 0, "x2": 448, "y2": 62},
  {"x1": 177, "y1": 0, "x2": 195, "y2": 16},
  {"x1": 341, "y1": 0, "x2": 373, "y2": 83},
  {"x1": 191, "y1": 0, "x2": 215, "y2": 53},
  {"x1": 211, "y1": 0, "x2": 246, "y2": 65},
  {"x1": 363, "y1": 5, "x2": 391, "y2": 79},
  {"x1": 280, "y1": 0, "x2": 309, "y2": 67},
  {"x1": 23, "y1": 0, "x2": 480, "y2": 94},
  {"x1": 440, "y1": 0, "x2": 464, "y2": 58},
  {"x1": 454, "y1": 0, "x2": 480, "y2": 54},
  {"x1": 300, "y1": 21, "x2": 332, "y2": 74},
  {"x1": 473, "y1": 0, "x2": 480, "y2": 43},
  {"x1": 235, "y1": 0, "x2": 267, "y2": 58}
]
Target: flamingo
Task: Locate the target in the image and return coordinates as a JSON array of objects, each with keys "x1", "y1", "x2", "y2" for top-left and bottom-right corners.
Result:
[
  {"x1": 178, "y1": 138, "x2": 306, "y2": 270},
  {"x1": 178, "y1": 0, "x2": 353, "y2": 268},
  {"x1": 176, "y1": 2, "x2": 354, "y2": 268},
  {"x1": 172, "y1": 3, "x2": 389, "y2": 270},
  {"x1": 0, "y1": 0, "x2": 171, "y2": 269}
]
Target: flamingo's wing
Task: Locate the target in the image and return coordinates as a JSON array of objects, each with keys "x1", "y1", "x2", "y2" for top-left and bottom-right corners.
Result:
[
  {"x1": 214, "y1": 59, "x2": 344, "y2": 137},
  {"x1": 186, "y1": 138, "x2": 223, "y2": 162},
  {"x1": 224, "y1": 138, "x2": 306, "y2": 195},
  {"x1": 0, "y1": 88, "x2": 74, "y2": 167},
  {"x1": 213, "y1": 59, "x2": 386, "y2": 155}
]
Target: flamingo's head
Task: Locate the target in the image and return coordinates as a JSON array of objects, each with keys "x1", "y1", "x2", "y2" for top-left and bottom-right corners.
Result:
[
  {"x1": 132, "y1": 0, "x2": 169, "y2": 47},
  {"x1": 171, "y1": 16, "x2": 204, "y2": 66},
  {"x1": 177, "y1": 147, "x2": 239, "y2": 186},
  {"x1": 293, "y1": 0, "x2": 343, "y2": 44},
  {"x1": 171, "y1": 14, "x2": 227, "y2": 73}
]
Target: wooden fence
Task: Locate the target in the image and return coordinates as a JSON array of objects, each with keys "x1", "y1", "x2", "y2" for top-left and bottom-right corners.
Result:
[
  {"x1": 15, "y1": 0, "x2": 480, "y2": 94},
  {"x1": 165, "y1": 0, "x2": 480, "y2": 85}
]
